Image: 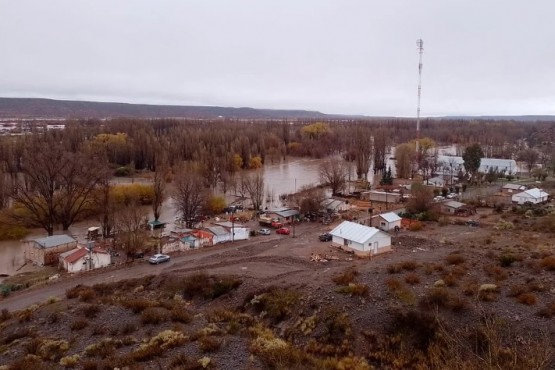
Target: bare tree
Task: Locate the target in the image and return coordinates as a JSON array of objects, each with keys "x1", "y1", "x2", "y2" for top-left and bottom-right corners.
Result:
[
  {"x1": 57, "y1": 151, "x2": 108, "y2": 231},
  {"x1": 113, "y1": 201, "x2": 148, "y2": 260},
  {"x1": 395, "y1": 143, "x2": 415, "y2": 179},
  {"x1": 518, "y1": 148, "x2": 539, "y2": 175},
  {"x1": 320, "y1": 158, "x2": 347, "y2": 195},
  {"x1": 243, "y1": 172, "x2": 264, "y2": 211},
  {"x1": 352, "y1": 126, "x2": 373, "y2": 179},
  {"x1": 152, "y1": 155, "x2": 168, "y2": 221},
  {"x1": 173, "y1": 163, "x2": 207, "y2": 228},
  {"x1": 289, "y1": 185, "x2": 326, "y2": 215},
  {"x1": 12, "y1": 142, "x2": 70, "y2": 235}
]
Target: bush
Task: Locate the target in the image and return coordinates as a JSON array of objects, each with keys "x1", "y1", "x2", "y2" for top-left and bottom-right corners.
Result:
[
  {"x1": 419, "y1": 288, "x2": 450, "y2": 309},
  {"x1": 408, "y1": 221, "x2": 423, "y2": 231},
  {"x1": 65, "y1": 285, "x2": 96, "y2": 302},
  {"x1": 499, "y1": 254, "x2": 517, "y2": 267},
  {"x1": 59, "y1": 354, "x2": 80, "y2": 368},
  {"x1": 332, "y1": 268, "x2": 359, "y2": 285},
  {"x1": 337, "y1": 283, "x2": 369, "y2": 296},
  {"x1": 400, "y1": 260, "x2": 418, "y2": 271},
  {"x1": 445, "y1": 254, "x2": 465, "y2": 265},
  {"x1": 141, "y1": 307, "x2": 170, "y2": 325},
  {"x1": 540, "y1": 256, "x2": 555, "y2": 271},
  {"x1": 38, "y1": 339, "x2": 69, "y2": 361},
  {"x1": 199, "y1": 336, "x2": 222, "y2": 353},
  {"x1": 537, "y1": 301, "x2": 555, "y2": 318},
  {"x1": 171, "y1": 307, "x2": 193, "y2": 324},
  {"x1": 517, "y1": 292, "x2": 537, "y2": 305},
  {"x1": 121, "y1": 298, "x2": 156, "y2": 313},
  {"x1": 84, "y1": 338, "x2": 121, "y2": 358},
  {"x1": 386, "y1": 264, "x2": 402, "y2": 274},
  {"x1": 248, "y1": 287, "x2": 300, "y2": 322},
  {"x1": 70, "y1": 319, "x2": 88, "y2": 331},
  {"x1": 0, "y1": 308, "x2": 11, "y2": 322},
  {"x1": 181, "y1": 273, "x2": 242, "y2": 300},
  {"x1": 404, "y1": 273, "x2": 420, "y2": 285}
]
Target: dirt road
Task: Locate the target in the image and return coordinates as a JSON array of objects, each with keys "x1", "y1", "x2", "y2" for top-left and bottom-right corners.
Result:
[{"x1": 0, "y1": 222, "x2": 326, "y2": 312}]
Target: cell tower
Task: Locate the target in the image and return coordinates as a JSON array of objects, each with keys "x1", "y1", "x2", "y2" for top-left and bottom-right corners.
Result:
[{"x1": 416, "y1": 39, "x2": 424, "y2": 153}]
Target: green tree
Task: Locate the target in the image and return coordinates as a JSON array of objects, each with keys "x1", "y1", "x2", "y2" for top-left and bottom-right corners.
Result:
[{"x1": 462, "y1": 143, "x2": 483, "y2": 181}]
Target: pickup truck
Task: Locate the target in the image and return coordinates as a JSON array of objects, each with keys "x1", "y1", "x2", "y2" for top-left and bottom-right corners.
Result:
[{"x1": 259, "y1": 215, "x2": 283, "y2": 228}]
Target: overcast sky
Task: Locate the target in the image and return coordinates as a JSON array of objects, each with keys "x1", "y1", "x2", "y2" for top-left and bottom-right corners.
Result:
[{"x1": 1, "y1": 1, "x2": 554, "y2": 116}]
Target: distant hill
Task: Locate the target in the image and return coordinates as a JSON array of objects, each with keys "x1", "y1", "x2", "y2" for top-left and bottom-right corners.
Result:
[{"x1": 0, "y1": 97, "x2": 336, "y2": 120}]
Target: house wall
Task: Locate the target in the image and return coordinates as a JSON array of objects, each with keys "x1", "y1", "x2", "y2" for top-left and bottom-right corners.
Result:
[
  {"x1": 441, "y1": 205, "x2": 457, "y2": 214},
  {"x1": 65, "y1": 253, "x2": 111, "y2": 273},
  {"x1": 25, "y1": 240, "x2": 77, "y2": 266},
  {"x1": 332, "y1": 232, "x2": 392, "y2": 256},
  {"x1": 362, "y1": 192, "x2": 401, "y2": 203},
  {"x1": 211, "y1": 233, "x2": 231, "y2": 244},
  {"x1": 229, "y1": 228, "x2": 249, "y2": 241},
  {"x1": 379, "y1": 219, "x2": 401, "y2": 231},
  {"x1": 512, "y1": 194, "x2": 542, "y2": 205},
  {"x1": 162, "y1": 240, "x2": 183, "y2": 254}
]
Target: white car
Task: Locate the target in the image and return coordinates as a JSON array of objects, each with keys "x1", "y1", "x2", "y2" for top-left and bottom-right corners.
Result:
[
  {"x1": 148, "y1": 254, "x2": 170, "y2": 264},
  {"x1": 258, "y1": 228, "x2": 271, "y2": 235}
]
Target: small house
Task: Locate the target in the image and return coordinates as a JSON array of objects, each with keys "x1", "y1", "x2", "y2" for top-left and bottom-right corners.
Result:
[
  {"x1": 190, "y1": 230, "x2": 214, "y2": 247},
  {"x1": 206, "y1": 226, "x2": 231, "y2": 244},
  {"x1": 266, "y1": 207, "x2": 300, "y2": 224},
  {"x1": 371, "y1": 212, "x2": 402, "y2": 231},
  {"x1": 59, "y1": 245, "x2": 111, "y2": 273},
  {"x1": 24, "y1": 235, "x2": 78, "y2": 266},
  {"x1": 181, "y1": 235, "x2": 200, "y2": 249},
  {"x1": 160, "y1": 237, "x2": 186, "y2": 254},
  {"x1": 321, "y1": 198, "x2": 350, "y2": 213},
  {"x1": 214, "y1": 222, "x2": 250, "y2": 241},
  {"x1": 512, "y1": 188, "x2": 549, "y2": 205},
  {"x1": 441, "y1": 201, "x2": 475, "y2": 216},
  {"x1": 425, "y1": 176, "x2": 446, "y2": 188},
  {"x1": 361, "y1": 190, "x2": 401, "y2": 204},
  {"x1": 329, "y1": 221, "x2": 392, "y2": 256},
  {"x1": 502, "y1": 183, "x2": 527, "y2": 194}
]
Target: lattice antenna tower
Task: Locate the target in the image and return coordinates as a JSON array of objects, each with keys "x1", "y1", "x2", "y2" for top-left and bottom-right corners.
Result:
[{"x1": 416, "y1": 39, "x2": 424, "y2": 153}]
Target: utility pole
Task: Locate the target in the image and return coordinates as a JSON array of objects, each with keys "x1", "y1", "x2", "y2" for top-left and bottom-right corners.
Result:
[{"x1": 416, "y1": 39, "x2": 424, "y2": 154}]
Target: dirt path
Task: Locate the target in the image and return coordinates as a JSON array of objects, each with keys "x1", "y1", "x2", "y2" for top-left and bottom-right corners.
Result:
[{"x1": 0, "y1": 222, "x2": 325, "y2": 312}]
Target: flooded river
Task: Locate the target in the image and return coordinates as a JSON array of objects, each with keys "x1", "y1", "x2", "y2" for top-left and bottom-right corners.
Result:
[{"x1": 0, "y1": 154, "x2": 397, "y2": 279}]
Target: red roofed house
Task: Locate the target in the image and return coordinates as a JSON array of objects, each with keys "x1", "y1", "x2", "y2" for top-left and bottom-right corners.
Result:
[
  {"x1": 191, "y1": 230, "x2": 214, "y2": 247},
  {"x1": 59, "y1": 245, "x2": 111, "y2": 273}
]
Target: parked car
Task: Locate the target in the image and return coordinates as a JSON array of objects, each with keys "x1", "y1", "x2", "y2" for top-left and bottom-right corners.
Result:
[
  {"x1": 319, "y1": 233, "x2": 332, "y2": 242},
  {"x1": 258, "y1": 228, "x2": 271, "y2": 235},
  {"x1": 465, "y1": 220, "x2": 480, "y2": 227},
  {"x1": 148, "y1": 254, "x2": 170, "y2": 264},
  {"x1": 276, "y1": 227, "x2": 290, "y2": 235}
]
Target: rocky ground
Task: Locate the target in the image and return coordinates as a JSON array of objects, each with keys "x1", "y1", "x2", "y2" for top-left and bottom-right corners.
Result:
[{"x1": 0, "y1": 211, "x2": 554, "y2": 369}]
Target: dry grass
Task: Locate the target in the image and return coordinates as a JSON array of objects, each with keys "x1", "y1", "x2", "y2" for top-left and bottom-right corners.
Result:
[
  {"x1": 540, "y1": 256, "x2": 555, "y2": 271},
  {"x1": 141, "y1": 307, "x2": 170, "y2": 325},
  {"x1": 536, "y1": 301, "x2": 555, "y2": 318},
  {"x1": 337, "y1": 283, "x2": 369, "y2": 296},
  {"x1": 69, "y1": 318, "x2": 88, "y2": 331},
  {"x1": 332, "y1": 267, "x2": 359, "y2": 285},
  {"x1": 445, "y1": 254, "x2": 465, "y2": 265},
  {"x1": 516, "y1": 292, "x2": 538, "y2": 306},
  {"x1": 404, "y1": 273, "x2": 420, "y2": 285},
  {"x1": 199, "y1": 335, "x2": 222, "y2": 353}
]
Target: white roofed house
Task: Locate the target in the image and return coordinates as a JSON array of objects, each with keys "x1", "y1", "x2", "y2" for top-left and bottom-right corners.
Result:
[
  {"x1": 371, "y1": 212, "x2": 402, "y2": 232},
  {"x1": 501, "y1": 183, "x2": 527, "y2": 194},
  {"x1": 320, "y1": 198, "x2": 350, "y2": 213},
  {"x1": 329, "y1": 221, "x2": 392, "y2": 256},
  {"x1": 206, "y1": 226, "x2": 231, "y2": 244},
  {"x1": 214, "y1": 221, "x2": 250, "y2": 241},
  {"x1": 512, "y1": 188, "x2": 549, "y2": 205}
]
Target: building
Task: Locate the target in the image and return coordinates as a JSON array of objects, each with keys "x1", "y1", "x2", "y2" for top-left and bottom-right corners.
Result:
[
  {"x1": 441, "y1": 201, "x2": 475, "y2": 216},
  {"x1": 59, "y1": 245, "x2": 111, "y2": 273},
  {"x1": 266, "y1": 207, "x2": 300, "y2": 224},
  {"x1": 206, "y1": 226, "x2": 231, "y2": 244},
  {"x1": 501, "y1": 183, "x2": 527, "y2": 194},
  {"x1": 371, "y1": 212, "x2": 402, "y2": 231},
  {"x1": 24, "y1": 235, "x2": 78, "y2": 266},
  {"x1": 214, "y1": 222, "x2": 250, "y2": 241},
  {"x1": 437, "y1": 155, "x2": 519, "y2": 175},
  {"x1": 512, "y1": 188, "x2": 549, "y2": 205},
  {"x1": 361, "y1": 190, "x2": 401, "y2": 204},
  {"x1": 424, "y1": 176, "x2": 446, "y2": 188},
  {"x1": 320, "y1": 198, "x2": 350, "y2": 213},
  {"x1": 190, "y1": 230, "x2": 214, "y2": 247},
  {"x1": 329, "y1": 221, "x2": 392, "y2": 256}
]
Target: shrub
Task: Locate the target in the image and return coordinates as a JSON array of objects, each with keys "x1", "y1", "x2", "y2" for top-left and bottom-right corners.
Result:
[
  {"x1": 408, "y1": 221, "x2": 423, "y2": 231},
  {"x1": 337, "y1": 283, "x2": 369, "y2": 296},
  {"x1": 537, "y1": 301, "x2": 555, "y2": 318},
  {"x1": 18, "y1": 308, "x2": 33, "y2": 323},
  {"x1": 332, "y1": 268, "x2": 359, "y2": 285},
  {"x1": 80, "y1": 304, "x2": 100, "y2": 318},
  {"x1": 131, "y1": 330, "x2": 187, "y2": 361},
  {"x1": 59, "y1": 354, "x2": 80, "y2": 368},
  {"x1": 181, "y1": 273, "x2": 242, "y2": 299},
  {"x1": 199, "y1": 336, "x2": 222, "y2": 353},
  {"x1": 442, "y1": 274, "x2": 458, "y2": 287},
  {"x1": 70, "y1": 319, "x2": 88, "y2": 331},
  {"x1": 141, "y1": 307, "x2": 170, "y2": 325},
  {"x1": 508, "y1": 284, "x2": 526, "y2": 297},
  {"x1": 445, "y1": 254, "x2": 465, "y2": 265},
  {"x1": 91, "y1": 324, "x2": 108, "y2": 336},
  {"x1": 0, "y1": 308, "x2": 11, "y2": 322},
  {"x1": 65, "y1": 285, "x2": 96, "y2": 302},
  {"x1": 419, "y1": 288, "x2": 450, "y2": 309},
  {"x1": 540, "y1": 256, "x2": 555, "y2": 271},
  {"x1": 499, "y1": 254, "x2": 517, "y2": 267},
  {"x1": 122, "y1": 298, "x2": 156, "y2": 313},
  {"x1": 389, "y1": 310, "x2": 438, "y2": 349},
  {"x1": 248, "y1": 287, "x2": 300, "y2": 322},
  {"x1": 400, "y1": 260, "x2": 418, "y2": 271},
  {"x1": 84, "y1": 338, "x2": 121, "y2": 358},
  {"x1": 38, "y1": 339, "x2": 69, "y2": 361},
  {"x1": 171, "y1": 306, "x2": 193, "y2": 323},
  {"x1": 386, "y1": 264, "x2": 402, "y2": 274},
  {"x1": 516, "y1": 292, "x2": 537, "y2": 305},
  {"x1": 404, "y1": 273, "x2": 420, "y2": 285},
  {"x1": 119, "y1": 322, "x2": 137, "y2": 335},
  {"x1": 484, "y1": 264, "x2": 508, "y2": 281}
]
